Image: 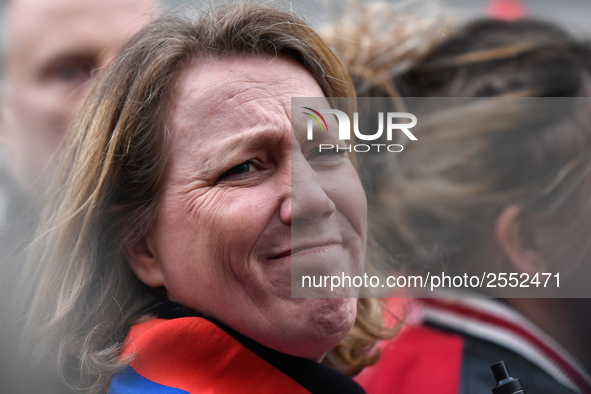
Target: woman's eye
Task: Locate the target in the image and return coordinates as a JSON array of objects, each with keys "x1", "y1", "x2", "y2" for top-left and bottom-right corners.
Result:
[{"x1": 219, "y1": 160, "x2": 256, "y2": 181}]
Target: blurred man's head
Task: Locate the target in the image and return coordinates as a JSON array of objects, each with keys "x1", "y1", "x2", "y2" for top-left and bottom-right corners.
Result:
[{"x1": 0, "y1": 0, "x2": 157, "y2": 195}]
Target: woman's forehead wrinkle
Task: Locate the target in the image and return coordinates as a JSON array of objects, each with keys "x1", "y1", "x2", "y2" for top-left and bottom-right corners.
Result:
[
  {"x1": 203, "y1": 84, "x2": 292, "y2": 140},
  {"x1": 166, "y1": 90, "x2": 291, "y2": 182}
]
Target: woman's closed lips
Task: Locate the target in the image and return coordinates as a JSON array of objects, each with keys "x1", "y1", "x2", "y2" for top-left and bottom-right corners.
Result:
[{"x1": 268, "y1": 240, "x2": 343, "y2": 260}]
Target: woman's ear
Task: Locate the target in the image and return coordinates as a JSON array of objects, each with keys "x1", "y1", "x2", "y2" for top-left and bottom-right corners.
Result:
[
  {"x1": 125, "y1": 234, "x2": 165, "y2": 288},
  {"x1": 495, "y1": 205, "x2": 547, "y2": 274}
]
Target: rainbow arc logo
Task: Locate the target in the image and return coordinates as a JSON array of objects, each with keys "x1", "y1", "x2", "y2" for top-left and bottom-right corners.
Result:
[
  {"x1": 302, "y1": 107, "x2": 328, "y2": 132},
  {"x1": 300, "y1": 105, "x2": 417, "y2": 146}
]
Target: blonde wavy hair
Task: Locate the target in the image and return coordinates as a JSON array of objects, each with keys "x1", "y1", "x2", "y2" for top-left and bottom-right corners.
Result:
[
  {"x1": 23, "y1": 4, "x2": 392, "y2": 392},
  {"x1": 361, "y1": 19, "x2": 591, "y2": 273},
  {"x1": 322, "y1": 1, "x2": 451, "y2": 98}
]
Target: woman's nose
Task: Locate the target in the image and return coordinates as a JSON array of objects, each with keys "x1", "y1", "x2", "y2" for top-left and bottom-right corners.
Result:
[{"x1": 279, "y1": 157, "x2": 335, "y2": 225}]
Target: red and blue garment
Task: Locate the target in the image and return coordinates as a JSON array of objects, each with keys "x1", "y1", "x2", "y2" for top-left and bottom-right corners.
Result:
[{"x1": 108, "y1": 301, "x2": 366, "y2": 394}]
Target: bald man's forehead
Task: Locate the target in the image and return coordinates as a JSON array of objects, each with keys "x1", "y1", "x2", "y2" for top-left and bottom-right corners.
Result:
[
  {"x1": 8, "y1": 0, "x2": 157, "y2": 39},
  {"x1": 6, "y1": 0, "x2": 157, "y2": 78},
  {"x1": 10, "y1": 0, "x2": 157, "y2": 20}
]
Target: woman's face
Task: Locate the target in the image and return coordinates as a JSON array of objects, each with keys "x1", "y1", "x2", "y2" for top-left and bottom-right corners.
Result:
[{"x1": 132, "y1": 56, "x2": 367, "y2": 360}]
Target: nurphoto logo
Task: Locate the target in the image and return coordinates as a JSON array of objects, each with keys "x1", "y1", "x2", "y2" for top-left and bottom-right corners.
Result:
[{"x1": 303, "y1": 107, "x2": 417, "y2": 153}]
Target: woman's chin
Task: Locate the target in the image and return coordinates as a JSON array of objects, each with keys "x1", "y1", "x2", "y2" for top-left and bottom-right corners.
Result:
[
  {"x1": 310, "y1": 297, "x2": 357, "y2": 336},
  {"x1": 281, "y1": 297, "x2": 357, "y2": 360}
]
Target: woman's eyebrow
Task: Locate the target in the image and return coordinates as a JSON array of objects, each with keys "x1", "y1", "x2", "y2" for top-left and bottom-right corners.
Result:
[{"x1": 222, "y1": 126, "x2": 288, "y2": 151}]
